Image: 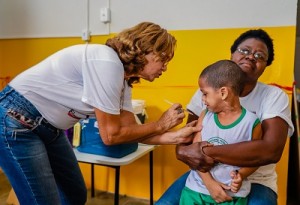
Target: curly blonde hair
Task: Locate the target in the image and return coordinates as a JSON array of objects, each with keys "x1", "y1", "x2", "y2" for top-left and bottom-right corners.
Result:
[{"x1": 106, "y1": 22, "x2": 177, "y2": 86}]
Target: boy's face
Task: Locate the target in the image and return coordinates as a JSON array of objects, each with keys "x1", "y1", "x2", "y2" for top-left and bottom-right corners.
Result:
[{"x1": 199, "y1": 77, "x2": 222, "y2": 112}]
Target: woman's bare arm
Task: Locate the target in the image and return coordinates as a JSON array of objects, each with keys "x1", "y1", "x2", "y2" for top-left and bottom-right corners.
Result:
[
  {"x1": 205, "y1": 117, "x2": 288, "y2": 166},
  {"x1": 177, "y1": 117, "x2": 289, "y2": 169},
  {"x1": 95, "y1": 104, "x2": 200, "y2": 145}
]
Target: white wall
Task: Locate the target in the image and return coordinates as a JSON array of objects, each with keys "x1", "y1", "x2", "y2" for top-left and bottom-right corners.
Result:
[
  {"x1": 0, "y1": 0, "x2": 109, "y2": 38},
  {"x1": 110, "y1": 0, "x2": 297, "y2": 31},
  {"x1": 0, "y1": 0, "x2": 297, "y2": 39}
]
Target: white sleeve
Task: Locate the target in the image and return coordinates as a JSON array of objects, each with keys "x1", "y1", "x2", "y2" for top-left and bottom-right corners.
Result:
[
  {"x1": 186, "y1": 89, "x2": 206, "y2": 116},
  {"x1": 81, "y1": 59, "x2": 125, "y2": 114},
  {"x1": 260, "y1": 88, "x2": 294, "y2": 137}
]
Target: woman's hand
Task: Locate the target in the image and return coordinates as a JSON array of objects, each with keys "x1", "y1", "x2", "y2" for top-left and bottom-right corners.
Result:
[
  {"x1": 176, "y1": 142, "x2": 216, "y2": 171},
  {"x1": 157, "y1": 103, "x2": 185, "y2": 132},
  {"x1": 171, "y1": 120, "x2": 201, "y2": 144},
  {"x1": 141, "y1": 120, "x2": 201, "y2": 145}
]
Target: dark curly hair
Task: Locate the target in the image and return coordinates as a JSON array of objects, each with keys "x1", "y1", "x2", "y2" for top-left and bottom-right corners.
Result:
[
  {"x1": 230, "y1": 29, "x2": 274, "y2": 66},
  {"x1": 105, "y1": 22, "x2": 176, "y2": 87}
]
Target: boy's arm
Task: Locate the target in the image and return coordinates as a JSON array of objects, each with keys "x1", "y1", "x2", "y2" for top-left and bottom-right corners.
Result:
[
  {"x1": 198, "y1": 170, "x2": 232, "y2": 202},
  {"x1": 192, "y1": 110, "x2": 206, "y2": 143}
]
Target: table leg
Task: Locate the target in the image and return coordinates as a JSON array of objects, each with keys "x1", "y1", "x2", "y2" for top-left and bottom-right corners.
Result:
[
  {"x1": 91, "y1": 163, "x2": 95, "y2": 197},
  {"x1": 150, "y1": 151, "x2": 153, "y2": 205},
  {"x1": 115, "y1": 166, "x2": 120, "y2": 205}
]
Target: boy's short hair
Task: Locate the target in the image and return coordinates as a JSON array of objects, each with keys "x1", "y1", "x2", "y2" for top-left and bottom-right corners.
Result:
[{"x1": 199, "y1": 60, "x2": 246, "y2": 95}]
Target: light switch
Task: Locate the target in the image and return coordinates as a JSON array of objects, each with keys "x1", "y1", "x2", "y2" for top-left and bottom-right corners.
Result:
[{"x1": 100, "y1": 8, "x2": 111, "y2": 23}]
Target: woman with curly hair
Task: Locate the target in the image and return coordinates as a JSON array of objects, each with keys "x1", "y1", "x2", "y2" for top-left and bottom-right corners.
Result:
[{"x1": 0, "y1": 22, "x2": 200, "y2": 205}]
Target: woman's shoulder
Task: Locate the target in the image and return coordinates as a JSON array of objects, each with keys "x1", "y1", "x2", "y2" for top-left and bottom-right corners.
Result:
[
  {"x1": 257, "y1": 82, "x2": 283, "y2": 91},
  {"x1": 254, "y1": 82, "x2": 289, "y2": 107},
  {"x1": 85, "y1": 44, "x2": 113, "y2": 51},
  {"x1": 256, "y1": 82, "x2": 286, "y2": 96},
  {"x1": 85, "y1": 44, "x2": 121, "y2": 62}
]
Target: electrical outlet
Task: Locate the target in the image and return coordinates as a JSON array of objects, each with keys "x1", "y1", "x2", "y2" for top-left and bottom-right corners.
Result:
[
  {"x1": 100, "y1": 7, "x2": 111, "y2": 23},
  {"x1": 82, "y1": 29, "x2": 90, "y2": 41}
]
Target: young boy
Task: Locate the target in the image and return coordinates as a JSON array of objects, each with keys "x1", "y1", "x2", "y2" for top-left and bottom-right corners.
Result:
[{"x1": 180, "y1": 60, "x2": 262, "y2": 205}]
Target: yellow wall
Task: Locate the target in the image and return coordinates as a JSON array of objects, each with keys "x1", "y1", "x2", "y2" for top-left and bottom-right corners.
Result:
[{"x1": 0, "y1": 26, "x2": 295, "y2": 205}]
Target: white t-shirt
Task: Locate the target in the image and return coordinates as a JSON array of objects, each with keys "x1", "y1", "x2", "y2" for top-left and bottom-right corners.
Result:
[
  {"x1": 9, "y1": 44, "x2": 133, "y2": 129},
  {"x1": 186, "y1": 82, "x2": 294, "y2": 193}
]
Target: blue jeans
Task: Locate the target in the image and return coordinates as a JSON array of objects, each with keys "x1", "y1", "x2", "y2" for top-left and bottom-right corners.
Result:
[
  {"x1": 155, "y1": 171, "x2": 277, "y2": 205},
  {"x1": 0, "y1": 86, "x2": 87, "y2": 205},
  {"x1": 247, "y1": 183, "x2": 277, "y2": 205}
]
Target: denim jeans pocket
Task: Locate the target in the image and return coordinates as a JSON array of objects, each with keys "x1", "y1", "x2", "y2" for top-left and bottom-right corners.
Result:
[
  {"x1": 4, "y1": 110, "x2": 61, "y2": 144},
  {"x1": 4, "y1": 110, "x2": 33, "y2": 135}
]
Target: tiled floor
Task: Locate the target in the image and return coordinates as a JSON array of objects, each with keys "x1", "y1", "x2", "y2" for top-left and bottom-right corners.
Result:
[{"x1": 0, "y1": 171, "x2": 150, "y2": 205}]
